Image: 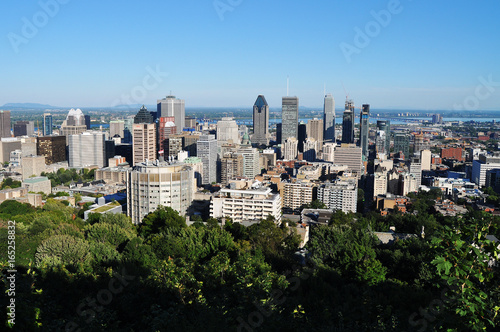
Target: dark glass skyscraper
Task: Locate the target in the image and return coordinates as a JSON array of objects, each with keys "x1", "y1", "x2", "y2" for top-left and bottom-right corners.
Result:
[
  {"x1": 298, "y1": 121, "x2": 307, "y2": 153},
  {"x1": 377, "y1": 120, "x2": 391, "y2": 153},
  {"x1": 281, "y1": 96, "x2": 299, "y2": 142},
  {"x1": 43, "y1": 113, "x2": 53, "y2": 136},
  {"x1": 359, "y1": 104, "x2": 370, "y2": 158},
  {"x1": 323, "y1": 94, "x2": 335, "y2": 142},
  {"x1": 394, "y1": 133, "x2": 410, "y2": 159},
  {"x1": 252, "y1": 95, "x2": 269, "y2": 146},
  {"x1": 134, "y1": 105, "x2": 154, "y2": 124},
  {"x1": 341, "y1": 99, "x2": 355, "y2": 143}
]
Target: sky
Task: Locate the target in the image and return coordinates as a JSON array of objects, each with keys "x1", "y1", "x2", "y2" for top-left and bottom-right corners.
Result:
[{"x1": 1, "y1": 0, "x2": 500, "y2": 110}]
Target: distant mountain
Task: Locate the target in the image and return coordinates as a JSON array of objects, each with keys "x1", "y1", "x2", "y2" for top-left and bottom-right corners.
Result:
[{"x1": 1, "y1": 103, "x2": 60, "y2": 109}]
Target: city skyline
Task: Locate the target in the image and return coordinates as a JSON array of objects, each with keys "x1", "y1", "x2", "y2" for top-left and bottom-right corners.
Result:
[{"x1": 1, "y1": 1, "x2": 499, "y2": 110}]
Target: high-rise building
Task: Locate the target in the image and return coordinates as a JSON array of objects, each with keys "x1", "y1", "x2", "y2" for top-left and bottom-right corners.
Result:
[
  {"x1": 303, "y1": 138, "x2": 318, "y2": 162},
  {"x1": 282, "y1": 137, "x2": 298, "y2": 160},
  {"x1": 252, "y1": 95, "x2": 269, "y2": 146},
  {"x1": 110, "y1": 120, "x2": 125, "y2": 138},
  {"x1": 432, "y1": 114, "x2": 443, "y2": 124},
  {"x1": 359, "y1": 104, "x2": 370, "y2": 158},
  {"x1": 297, "y1": 122, "x2": 307, "y2": 153},
  {"x1": 420, "y1": 150, "x2": 431, "y2": 171},
  {"x1": 409, "y1": 158, "x2": 422, "y2": 188},
  {"x1": 322, "y1": 142, "x2": 336, "y2": 162},
  {"x1": 13, "y1": 121, "x2": 35, "y2": 137},
  {"x1": 323, "y1": 94, "x2": 335, "y2": 142},
  {"x1": 43, "y1": 113, "x2": 53, "y2": 136},
  {"x1": 373, "y1": 165, "x2": 388, "y2": 199},
  {"x1": 60, "y1": 109, "x2": 87, "y2": 143},
  {"x1": 413, "y1": 133, "x2": 427, "y2": 155},
  {"x1": 134, "y1": 105, "x2": 154, "y2": 124},
  {"x1": 21, "y1": 155, "x2": 46, "y2": 180},
  {"x1": 68, "y1": 132, "x2": 106, "y2": 168},
  {"x1": 375, "y1": 130, "x2": 387, "y2": 154},
  {"x1": 282, "y1": 181, "x2": 317, "y2": 210},
  {"x1": 334, "y1": 145, "x2": 363, "y2": 176},
  {"x1": 318, "y1": 179, "x2": 358, "y2": 213},
  {"x1": 307, "y1": 118, "x2": 324, "y2": 151},
  {"x1": 281, "y1": 96, "x2": 299, "y2": 142},
  {"x1": 239, "y1": 147, "x2": 260, "y2": 179},
  {"x1": 472, "y1": 153, "x2": 500, "y2": 186},
  {"x1": 220, "y1": 152, "x2": 243, "y2": 186},
  {"x1": 157, "y1": 95, "x2": 185, "y2": 134},
  {"x1": 276, "y1": 123, "x2": 282, "y2": 145},
  {"x1": 0, "y1": 111, "x2": 11, "y2": 138},
  {"x1": 123, "y1": 117, "x2": 134, "y2": 143},
  {"x1": 394, "y1": 134, "x2": 410, "y2": 159},
  {"x1": 37, "y1": 136, "x2": 66, "y2": 165},
  {"x1": 217, "y1": 117, "x2": 239, "y2": 145},
  {"x1": 185, "y1": 117, "x2": 197, "y2": 129},
  {"x1": 132, "y1": 123, "x2": 156, "y2": 166},
  {"x1": 84, "y1": 115, "x2": 91, "y2": 129},
  {"x1": 158, "y1": 117, "x2": 177, "y2": 154},
  {"x1": 341, "y1": 100, "x2": 355, "y2": 143},
  {"x1": 197, "y1": 134, "x2": 217, "y2": 185},
  {"x1": 127, "y1": 161, "x2": 195, "y2": 224},
  {"x1": 376, "y1": 120, "x2": 391, "y2": 153}
]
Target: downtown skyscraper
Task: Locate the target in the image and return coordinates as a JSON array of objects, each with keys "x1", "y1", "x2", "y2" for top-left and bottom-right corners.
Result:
[
  {"x1": 359, "y1": 104, "x2": 370, "y2": 158},
  {"x1": 43, "y1": 113, "x2": 53, "y2": 136},
  {"x1": 157, "y1": 95, "x2": 185, "y2": 134},
  {"x1": 341, "y1": 99, "x2": 355, "y2": 144},
  {"x1": 377, "y1": 120, "x2": 391, "y2": 153},
  {"x1": 323, "y1": 94, "x2": 335, "y2": 142},
  {"x1": 252, "y1": 95, "x2": 269, "y2": 146},
  {"x1": 281, "y1": 96, "x2": 299, "y2": 143}
]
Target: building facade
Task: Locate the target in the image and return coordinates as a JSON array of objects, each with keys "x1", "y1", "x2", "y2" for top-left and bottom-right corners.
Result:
[
  {"x1": 157, "y1": 95, "x2": 185, "y2": 133},
  {"x1": 68, "y1": 132, "x2": 106, "y2": 168},
  {"x1": 341, "y1": 100, "x2": 355, "y2": 144},
  {"x1": 323, "y1": 93, "x2": 335, "y2": 142},
  {"x1": 281, "y1": 96, "x2": 299, "y2": 142},
  {"x1": 197, "y1": 134, "x2": 217, "y2": 185},
  {"x1": 252, "y1": 95, "x2": 269, "y2": 146},
  {"x1": 132, "y1": 123, "x2": 157, "y2": 166}
]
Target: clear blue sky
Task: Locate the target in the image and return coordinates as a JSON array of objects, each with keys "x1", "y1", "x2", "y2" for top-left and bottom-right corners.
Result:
[{"x1": 1, "y1": 0, "x2": 500, "y2": 110}]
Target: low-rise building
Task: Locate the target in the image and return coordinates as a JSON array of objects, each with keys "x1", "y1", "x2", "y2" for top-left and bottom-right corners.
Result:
[{"x1": 22, "y1": 176, "x2": 51, "y2": 195}]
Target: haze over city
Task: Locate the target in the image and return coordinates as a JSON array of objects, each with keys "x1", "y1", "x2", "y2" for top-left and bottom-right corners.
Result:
[{"x1": 1, "y1": 0, "x2": 500, "y2": 109}]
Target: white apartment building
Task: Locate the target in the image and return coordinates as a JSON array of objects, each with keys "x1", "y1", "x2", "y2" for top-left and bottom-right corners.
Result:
[
  {"x1": 317, "y1": 180, "x2": 357, "y2": 213},
  {"x1": 282, "y1": 181, "x2": 316, "y2": 210},
  {"x1": 68, "y1": 132, "x2": 106, "y2": 168},
  {"x1": 282, "y1": 137, "x2": 298, "y2": 160},
  {"x1": 210, "y1": 187, "x2": 281, "y2": 224}
]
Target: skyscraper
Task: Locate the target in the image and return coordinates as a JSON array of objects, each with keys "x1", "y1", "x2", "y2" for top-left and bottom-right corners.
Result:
[
  {"x1": 394, "y1": 133, "x2": 410, "y2": 159},
  {"x1": 0, "y1": 111, "x2": 11, "y2": 138},
  {"x1": 376, "y1": 120, "x2": 391, "y2": 153},
  {"x1": 134, "y1": 105, "x2": 154, "y2": 124},
  {"x1": 157, "y1": 95, "x2": 185, "y2": 134},
  {"x1": 37, "y1": 136, "x2": 66, "y2": 164},
  {"x1": 307, "y1": 118, "x2": 324, "y2": 151},
  {"x1": 216, "y1": 117, "x2": 239, "y2": 144},
  {"x1": 359, "y1": 104, "x2": 370, "y2": 158},
  {"x1": 197, "y1": 134, "x2": 217, "y2": 185},
  {"x1": 297, "y1": 122, "x2": 307, "y2": 153},
  {"x1": 281, "y1": 96, "x2": 299, "y2": 142},
  {"x1": 341, "y1": 100, "x2": 355, "y2": 144},
  {"x1": 43, "y1": 113, "x2": 53, "y2": 136},
  {"x1": 252, "y1": 95, "x2": 269, "y2": 146},
  {"x1": 132, "y1": 123, "x2": 156, "y2": 165},
  {"x1": 84, "y1": 115, "x2": 91, "y2": 129},
  {"x1": 68, "y1": 132, "x2": 106, "y2": 168},
  {"x1": 323, "y1": 94, "x2": 335, "y2": 142},
  {"x1": 13, "y1": 121, "x2": 35, "y2": 137}
]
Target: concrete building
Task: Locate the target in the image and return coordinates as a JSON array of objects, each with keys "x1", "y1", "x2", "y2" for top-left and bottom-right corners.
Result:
[
  {"x1": 281, "y1": 96, "x2": 299, "y2": 143},
  {"x1": 373, "y1": 165, "x2": 388, "y2": 199},
  {"x1": 157, "y1": 95, "x2": 185, "y2": 133},
  {"x1": 68, "y1": 132, "x2": 106, "y2": 168},
  {"x1": 22, "y1": 176, "x2": 51, "y2": 195},
  {"x1": 420, "y1": 149, "x2": 432, "y2": 171},
  {"x1": 0, "y1": 111, "x2": 11, "y2": 138},
  {"x1": 252, "y1": 95, "x2": 269, "y2": 146},
  {"x1": 282, "y1": 137, "x2": 298, "y2": 160},
  {"x1": 322, "y1": 142, "x2": 336, "y2": 162},
  {"x1": 37, "y1": 136, "x2": 66, "y2": 164},
  {"x1": 409, "y1": 158, "x2": 422, "y2": 189},
  {"x1": 95, "y1": 165, "x2": 131, "y2": 184},
  {"x1": 210, "y1": 187, "x2": 281, "y2": 224},
  {"x1": 21, "y1": 155, "x2": 46, "y2": 180},
  {"x1": 334, "y1": 144, "x2": 363, "y2": 176},
  {"x1": 307, "y1": 118, "x2": 324, "y2": 151},
  {"x1": 110, "y1": 120, "x2": 125, "y2": 138},
  {"x1": 184, "y1": 157, "x2": 203, "y2": 187},
  {"x1": 60, "y1": 109, "x2": 87, "y2": 143},
  {"x1": 216, "y1": 117, "x2": 239, "y2": 145},
  {"x1": 472, "y1": 153, "x2": 500, "y2": 187},
  {"x1": 220, "y1": 152, "x2": 243, "y2": 186},
  {"x1": 239, "y1": 147, "x2": 260, "y2": 179},
  {"x1": 375, "y1": 130, "x2": 387, "y2": 154},
  {"x1": 282, "y1": 181, "x2": 316, "y2": 210},
  {"x1": 132, "y1": 123, "x2": 156, "y2": 166},
  {"x1": 303, "y1": 138, "x2": 318, "y2": 162},
  {"x1": 197, "y1": 134, "x2": 217, "y2": 185},
  {"x1": 317, "y1": 179, "x2": 357, "y2": 213},
  {"x1": 376, "y1": 120, "x2": 391, "y2": 153},
  {"x1": 13, "y1": 121, "x2": 35, "y2": 137},
  {"x1": 0, "y1": 138, "x2": 22, "y2": 163},
  {"x1": 127, "y1": 161, "x2": 195, "y2": 224},
  {"x1": 323, "y1": 93, "x2": 335, "y2": 142}
]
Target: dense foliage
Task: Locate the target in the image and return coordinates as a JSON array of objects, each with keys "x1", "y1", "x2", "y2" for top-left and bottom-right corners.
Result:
[{"x1": 1, "y1": 194, "x2": 499, "y2": 331}]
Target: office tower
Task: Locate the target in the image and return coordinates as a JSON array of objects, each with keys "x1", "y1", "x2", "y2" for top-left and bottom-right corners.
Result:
[
  {"x1": 376, "y1": 120, "x2": 391, "y2": 153},
  {"x1": 43, "y1": 113, "x2": 53, "y2": 136},
  {"x1": 110, "y1": 120, "x2": 125, "y2": 138},
  {"x1": 318, "y1": 179, "x2": 358, "y2": 213},
  {"x1": 322, "y1": 142, "x2": 336, "y2": 162},
  {"x1": 375, "y1": 131, "x2": 387, "y2": 154},
  {"x1": 0, "y1": 111, "x2": 11, "y2": 138},
  {"x1": 60, "y1": 109, "x2": 87, "y2": 143},
  {"x1": 220, "y1": 152, "x2": 244, "y2": 186},
  {"x1": 158, "y1": 117, "x2": 177, "y2": 154},
  {"x1": 157, "y1": 95, "x2": 185, "y2": 134},
  {"x1": 134, "y1": 105, "x2": 154, "y2": 124},
  {"x1": 163, "y1": 137, "x2": 183, "y2": 158},
  {"x1": 84, "y1": 115, "x2": 91, "y2": 129},
  {"x1": 282, "y1": 137, "x2": 298, "y2": 160},
  {"x1": 472, "y1": 153, "x2": 500, "y2": 186},
  {"x1": 281, "y1": 96, "x2": 299, "y2": 142},
  {"x1": 394, "y1": 134, "x2": 410, "y2": 159},
  {"x1": 421, "y1": 150, "x2": 432, "y2": 171},
  {"x1": 217, "y1": 117, "x2": 239, "y2": 144},
  {"x1": 303, "y1": 138, "x2": 318, "y2": 162},
  {"x1": 239, "y1": 147, "x2": 260, "y2": 179},
  {"x1": 276, "y1": 123, "x2": 282, "y2": 144},
  {"x1": 341, "y1": 100, "x2": 355, "y2": 143},
  {"x1": 307, "y1": 118, "x2": 324, "y2": 151},
  {"x1": 37, "y1": 136, "x2": 66, "y2": 164},
  {"x1": 323, "y1": 94, "x2": 335, "y2": 142},
  {"x1": 68, "y1": 132, "x2": 106, "y2": 168},
  {"x1": 334, "y1": 145, "x2": 363, "y2": 176},
  {"x1": 298, "y1": 122, "x2": 307, "y2": 153},
  {"x1": 13, "y1": 121, "x2": 35, "y2": 137},
  {"x1": 252, "y1": 95, "x2": 269, "y2": 146},
  {"x1": 197, "y1": 134, "x2": 217, "y2": 185},
  {"x1": 21, "y1": 155, "x2": 46, "y2": 180},
  {"x1": 132, "y1": 123, "x2": 156, "y2": 166},
  {"x1": 413, "y1": 133, "x2": 427, "y2": 154},
  {"x1": 123, "y1": 117, "x2": 134, "y2": 143},
  {"x1": 185, "y1": 117, "x2": 197, "y2": 129},
  {"x1": 359, "y1": 104, "x2": 370, "y2": 158},
  {"x1": 409, "y1": 158, "x2": 422, "y2": 188},
  {"x1": 127, "y1": 161, "x2": 195, "y2": 224}
]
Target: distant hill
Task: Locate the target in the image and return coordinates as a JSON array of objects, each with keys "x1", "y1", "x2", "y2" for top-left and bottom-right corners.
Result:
[{"x1": 1, "y1": 103, "x2": 60, "y2": 109}]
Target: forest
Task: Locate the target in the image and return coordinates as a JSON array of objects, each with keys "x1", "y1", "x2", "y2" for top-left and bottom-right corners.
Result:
[{"x1": 0, "y1": 191, "x2": 499, "y2": 331}]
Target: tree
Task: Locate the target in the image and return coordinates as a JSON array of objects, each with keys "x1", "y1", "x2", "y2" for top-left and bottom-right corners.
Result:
[
  {"x1": 35, "y1": 235, "x2": 91, "y2": 268},
  {"x1": 139, "y1": 206, "x2": 187, "y2": 237}
]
